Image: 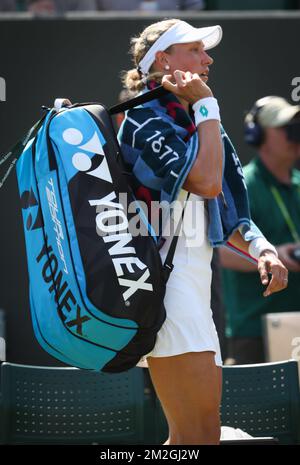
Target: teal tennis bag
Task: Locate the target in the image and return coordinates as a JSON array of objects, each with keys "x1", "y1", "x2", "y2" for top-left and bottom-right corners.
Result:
[{"x1": 13, "y1": 88, "x2": 180, "y2": 372}]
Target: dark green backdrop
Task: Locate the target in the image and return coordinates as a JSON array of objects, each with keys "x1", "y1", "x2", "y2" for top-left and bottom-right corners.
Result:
[{"x1": 0, "y1": 12, "x2": 299, "y2": 364}]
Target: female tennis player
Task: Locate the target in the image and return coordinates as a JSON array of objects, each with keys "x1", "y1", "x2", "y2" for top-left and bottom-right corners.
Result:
[{"x1": 118, "y1": 19, "x2": 288, "y2": 445}]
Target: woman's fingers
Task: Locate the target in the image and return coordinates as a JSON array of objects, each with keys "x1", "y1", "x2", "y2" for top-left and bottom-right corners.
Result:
[
  {"x1": 258, "y1": 259, "x2": 270, "y2": 286},
  {"x1": 264, "y1": 271, "x2": 288, "y2": 297},
  {"x1": 162, "y1": 71, "x2": 187, "y2": 88},
  {"x1": 174, "y1": 69, "x2": 187, "y2": 86},
  {"x1": 161, "y1": 73, "x2": 177, "y2": 91},
  {"x1": 184, "y1": 71, "x2": 194, "y2": 82},
  {"x1": 162, "y1": 71, "x2": 187, "y2": 94},
  {"x1": 258, "y1": 253, "x2": 288, "y2": 297},
  {"x1": 162, "y1": 70, "x2": 212, "y2": 102}
]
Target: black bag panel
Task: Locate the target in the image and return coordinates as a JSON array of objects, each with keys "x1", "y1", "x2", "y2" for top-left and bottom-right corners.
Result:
[{"x1": 64, "y1": 104, "x2": 167, "y2": 332}]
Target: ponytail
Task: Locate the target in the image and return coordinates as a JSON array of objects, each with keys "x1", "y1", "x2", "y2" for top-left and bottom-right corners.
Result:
[
  {"x1": 121, "y1": 68, "x2": 145, "y2": 93},
  {"x1": 122, "y1": 18, "x2": 180, "y2": 93}
]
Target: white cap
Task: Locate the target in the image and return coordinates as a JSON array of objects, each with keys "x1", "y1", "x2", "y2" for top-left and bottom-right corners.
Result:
[
  {"x1": 138, "y1": 20, "x2": 223, "y2": 75},
  {"x1": 255, "y1": 96, "x2": 300, "y2": 128}
]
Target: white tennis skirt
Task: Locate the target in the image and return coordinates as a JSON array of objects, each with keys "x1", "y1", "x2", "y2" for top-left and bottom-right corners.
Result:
[{"x1": 137, "y1": 191, "x2": 222, "y2": 368}]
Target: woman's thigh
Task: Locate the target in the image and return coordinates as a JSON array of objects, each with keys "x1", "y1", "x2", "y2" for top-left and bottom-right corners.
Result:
[{"x1": 147, "y1": 351, "x2": 222, "y2": 433}]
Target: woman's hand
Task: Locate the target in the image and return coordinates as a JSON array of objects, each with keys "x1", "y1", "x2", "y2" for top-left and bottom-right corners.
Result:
[
  {"x1": 162, "y1": 70, "x2": 213, "y2": 104},
  {"x1": 258, "y1": 251, "x2": 288, "y2": 297}
]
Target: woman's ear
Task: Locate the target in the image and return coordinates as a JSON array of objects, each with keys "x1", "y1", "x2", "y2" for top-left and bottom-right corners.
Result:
[{"x1": 155, "y1": 51, "x2": 169, "y2": 71}]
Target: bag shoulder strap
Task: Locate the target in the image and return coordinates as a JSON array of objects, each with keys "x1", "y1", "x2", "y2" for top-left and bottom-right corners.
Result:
[
  {"x1": 109, "y1": 85, "x2": 168, "y2": 115},
  {"x1": 110, "y1": 85, "x2": 190, "y2": 282},
  {"x1": 0, "y1": 113, "x2": 48, "y2": 190},
  {"x1": 162, "y1": 192, "x2": 191, "y2": 282},
  {"x1": 110, "y1": 85, "x2": 189, "y2": 282}
]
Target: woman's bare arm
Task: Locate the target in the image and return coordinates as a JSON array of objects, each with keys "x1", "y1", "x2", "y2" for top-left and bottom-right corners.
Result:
[
  {"x1": 223, "y1": 229, "x2": 288, "y2": 297},
  {"x1": 219, "y1": 229, "x2": 257, "y2": 271}
]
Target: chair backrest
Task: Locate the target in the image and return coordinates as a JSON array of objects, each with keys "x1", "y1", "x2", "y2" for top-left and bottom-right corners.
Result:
[
  {"x1": 221, "y1": 360, "x2": 300, "y2": 444},
  {"x1": 0, "y1": 363, "x2": 144, "y2": 444}
]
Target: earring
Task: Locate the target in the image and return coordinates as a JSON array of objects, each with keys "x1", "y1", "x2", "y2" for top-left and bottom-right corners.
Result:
[{"x1": 165, "y1": 64, "x2": 170, "y2": 70}]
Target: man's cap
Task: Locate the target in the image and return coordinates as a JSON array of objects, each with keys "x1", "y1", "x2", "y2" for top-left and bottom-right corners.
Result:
[{"x1": 255, "y1": 96, "x2": 300, "y2": 128}]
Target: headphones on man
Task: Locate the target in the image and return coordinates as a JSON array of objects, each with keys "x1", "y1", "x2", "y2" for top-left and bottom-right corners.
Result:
[
  {"x1": 244, "y1": 96, "x2": 300, "y2": 147},
  {"x1": 244, "y1": 96, "x2": 275, "y2": 147}
]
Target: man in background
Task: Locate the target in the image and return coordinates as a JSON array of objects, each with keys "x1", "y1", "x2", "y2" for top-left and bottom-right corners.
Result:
[{"x1": 220, "y1": 96, "x2": 300, "y2": 364}]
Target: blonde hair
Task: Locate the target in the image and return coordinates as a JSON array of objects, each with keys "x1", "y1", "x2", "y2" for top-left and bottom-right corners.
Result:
[{"x1": 122, "y1": 18, "x2": 180, "y2": 93}]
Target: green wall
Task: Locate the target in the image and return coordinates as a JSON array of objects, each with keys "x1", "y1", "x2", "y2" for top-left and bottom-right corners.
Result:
[{"x1": 0, "y1": 12, "x2": 299, "y2": 364}]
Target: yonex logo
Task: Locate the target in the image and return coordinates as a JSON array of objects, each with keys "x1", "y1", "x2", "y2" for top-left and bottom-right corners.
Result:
[
  {"x1": 62, "y1": 126, "x2": 153, "y2": 303},
  {"x1": 89, "y1": 192, "x2": 153, "y2": 302},
  {"x1": 62, "y1": 127, "x2": 112, "y2": 183},
  {"x1": 36, "y1": 239, "x2": 91, "y2": 336},
  {"x1": 199, "y1": 105, "x2": 209, "y2": 118},
  {"x1": 20, "y1": 188, "x2": 43, "y2": 231}
]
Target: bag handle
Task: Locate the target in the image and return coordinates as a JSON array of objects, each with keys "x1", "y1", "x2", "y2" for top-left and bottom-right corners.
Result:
[
  {"x1": 0, "y1": 85, "x2": 168, "y2": 188},
  {"x1": 1, "y1": 86, "x2": 187, "y2": 281}
]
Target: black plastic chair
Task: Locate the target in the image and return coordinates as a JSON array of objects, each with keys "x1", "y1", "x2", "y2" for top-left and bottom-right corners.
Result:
[
  {"x1": 0, "y1": 362, "x2": 144, "y2": 444},
  {"x1": 221, "y1": 360, "x2": 300, "y2": 444}
]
